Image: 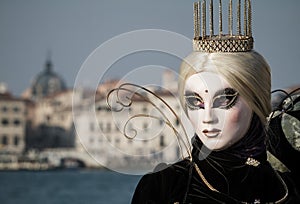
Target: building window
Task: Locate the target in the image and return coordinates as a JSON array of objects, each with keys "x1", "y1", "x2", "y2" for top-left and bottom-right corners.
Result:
[
  {"x1": 175, "y1": 119, "x2": 180, "y2": 126},
  {"x1": 96, "y1": 106, "x2": 102, "y2": 112},
  {"x1": 2, "y1": 135, "x2": 8, "y2": 145},
  {"x1": 13, "y1": 119, "x2": 21, "y2": 126},
  {"x1": 1, "y1": 118, "x2": 9, "y2": 126},
  {"x1": 142, "y1": 106, "x2": 148, "y2": 113},
  {"x1": 160, "y1": 135, "x2": 165, "y2": 147},
  {"x1": 13, "y1": 106, "x2": 20, "y2": 113},
  {"x1": 143, "y1": 123, "x2": 148, "y2": 132},
  {"x1": 1, "y1": 106, "x2": 8, "y2": 112},
  {"x1": 46, "y1": 115, "x2": 51, "y2": 122},
  {"x1": 14, "y1": 136, "x2": 19, "y2": 146},
  {"x1": 159, "y1": 119, "x2": 164, "y2": 126}
]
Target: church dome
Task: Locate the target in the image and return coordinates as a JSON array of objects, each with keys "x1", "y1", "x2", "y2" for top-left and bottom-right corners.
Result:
[{"x1": 31, "y1": 59, "x2": 67, "y2": 99}]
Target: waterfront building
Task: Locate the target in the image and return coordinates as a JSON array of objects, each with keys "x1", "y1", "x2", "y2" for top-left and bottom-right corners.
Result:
[
  {"x1": 30, "y1": 58, "x2": 67, "y2": 101},
  {"x1": 73, "y1": 71, "x2": 190, "y2": 169},
  {"x1": 28, "y1": 89, "x2": 75, "y2": 149},
  {"x1": 22, "y1": 58, "x2": 75, "y2": 150},
  {"x1": 0, "y1": 85, "x2": 26, "y2": 155}
]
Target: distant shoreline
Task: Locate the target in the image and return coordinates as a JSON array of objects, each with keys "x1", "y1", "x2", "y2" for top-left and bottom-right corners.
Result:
[{"x1": 0, "y1": 161, "x2": 107, "y2": 172}]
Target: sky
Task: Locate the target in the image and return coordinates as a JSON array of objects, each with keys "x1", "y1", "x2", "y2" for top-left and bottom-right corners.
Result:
[{"x1": 0, "y1": 0, "x2": 300, "y2": 96}]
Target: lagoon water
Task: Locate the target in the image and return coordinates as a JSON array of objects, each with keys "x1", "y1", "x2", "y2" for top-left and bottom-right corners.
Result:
[{"x1": 0, "y1": 170, "x2": 141, "y2": 204}]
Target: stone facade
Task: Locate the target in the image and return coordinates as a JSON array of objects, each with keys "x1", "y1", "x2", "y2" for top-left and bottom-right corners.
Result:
[{"x1": 0, "y1": 93, "x2": 26, "y2": 155}]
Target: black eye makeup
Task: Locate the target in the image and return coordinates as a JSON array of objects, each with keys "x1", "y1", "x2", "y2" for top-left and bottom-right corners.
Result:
[
  {"x1": 184, "y1": 88, "x2": 239, "y2": 110},
  {"x1": 212, "y1": 88, "x2": 239, "y2": 109},
  {"x1": 184, "y1": 92, "x2": 205, "y2": 110}
]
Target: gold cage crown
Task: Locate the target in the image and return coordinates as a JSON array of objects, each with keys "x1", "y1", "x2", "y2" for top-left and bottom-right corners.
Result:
[{"x1": 193, "y1": 0, "x2": 253, "y2": 52}]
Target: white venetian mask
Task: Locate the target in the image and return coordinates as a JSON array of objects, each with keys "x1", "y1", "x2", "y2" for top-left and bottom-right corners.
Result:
[{"x1": 184, "y1": 72, "x2": 253, "y2": 150}]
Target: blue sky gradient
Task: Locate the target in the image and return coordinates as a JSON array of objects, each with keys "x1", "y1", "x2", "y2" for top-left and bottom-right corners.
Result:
[{"x1": 0, "y1": 0, "x2": 300, "y2": 95}]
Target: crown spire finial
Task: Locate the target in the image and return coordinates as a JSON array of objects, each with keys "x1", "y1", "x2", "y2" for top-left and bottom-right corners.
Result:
[
  {"x1": 237, "y1": 0, "x2": 241, "y2": 35},
  {"x1": 193, "y1": 0, "x2": 254, "y2": 52},
  {"x1": 209, "y1": 0, "x2": 214, "y2": 37},
  {"x1": 202, "y1": 0, "x2": 206, "y2": 38},
  {"x1": 248, "y1": 0, "x2": 252, "y2": 36},
  {"x1": 229, "y1": 0, "x2": 233, "y2": 36},
  {"x1": 194, "y1": 2, "x2": 200, "y2": 39},
  {"x1": 219, "y1": 0, "x2": 223, "y2": 38},
  {"x1": 45, "y1": 49, "x2": 53, "y2": 73},
  {"x1": 244, "y1": 0, "x2": 248, "y2": 36}
]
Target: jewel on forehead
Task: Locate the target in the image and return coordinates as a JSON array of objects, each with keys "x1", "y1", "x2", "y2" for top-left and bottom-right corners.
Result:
[{"x1": 205, "y1": 90, "x2": 208, "y2": 93}]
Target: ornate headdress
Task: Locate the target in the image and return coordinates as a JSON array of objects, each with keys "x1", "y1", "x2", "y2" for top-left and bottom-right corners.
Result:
[{"x1": 193, "y1": 0, "x2": 253, "y2": 52}]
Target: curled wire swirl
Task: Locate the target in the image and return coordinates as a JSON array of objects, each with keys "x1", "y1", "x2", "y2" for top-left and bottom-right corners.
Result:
[{"x1": 107, "y1": 83, "x2": 192, "y2": 159}]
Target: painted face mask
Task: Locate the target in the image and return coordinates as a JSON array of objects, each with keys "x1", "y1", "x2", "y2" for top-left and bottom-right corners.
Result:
[{"x1": 184, "y1": 72, "x2": 253, "y2": 150}]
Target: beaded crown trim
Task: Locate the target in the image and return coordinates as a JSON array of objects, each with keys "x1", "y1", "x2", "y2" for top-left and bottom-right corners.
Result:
[{"x1": 193, "y1": 0, "x2": 253, "y2": 52}]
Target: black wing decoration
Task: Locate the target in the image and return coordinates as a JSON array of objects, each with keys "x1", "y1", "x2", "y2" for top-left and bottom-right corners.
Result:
[{"x1": 267, "y1": 87, "x2": 300, "y2": 183}]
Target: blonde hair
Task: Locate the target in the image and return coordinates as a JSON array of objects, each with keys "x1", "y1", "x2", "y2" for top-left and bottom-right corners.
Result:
[{"x1": 178, "y1": 51, "x2": 271, "y2": 124}]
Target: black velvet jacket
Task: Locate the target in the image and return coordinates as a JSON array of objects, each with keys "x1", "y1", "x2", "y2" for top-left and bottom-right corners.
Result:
[
  {"x1": 131, "y1": 115, "x2": 300, "y2": 203},
  {"x1": 131, "y1": 158, "x2": 300, "y2": 203}
]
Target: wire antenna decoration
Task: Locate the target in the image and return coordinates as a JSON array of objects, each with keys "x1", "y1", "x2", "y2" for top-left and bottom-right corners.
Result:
[
  {"x1": 107, "y1": 83, "x2": 192, "y2": 160},
  {"x1": 193, "y1": 0, "x2": 253, "y2": 52}
]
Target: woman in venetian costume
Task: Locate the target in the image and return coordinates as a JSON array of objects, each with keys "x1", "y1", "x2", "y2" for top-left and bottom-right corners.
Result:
[{"x1": 130, "y1": 1, "x2": 300, "y2": 203}]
